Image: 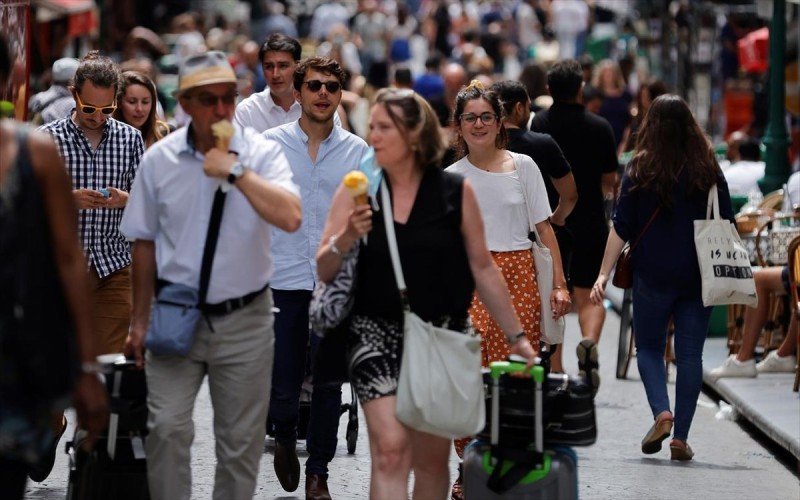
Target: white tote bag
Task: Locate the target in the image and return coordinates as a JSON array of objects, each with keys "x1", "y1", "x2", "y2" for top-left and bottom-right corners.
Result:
[
  {"x1": 381, "y1": 181, "x2": 485, "y2": 439},
  {"x1": 518, "y1": 164, "x2": 566, "y2": 344},
  {"x1": 694, "y1": 185, "x2": 758, "y2": 307}
]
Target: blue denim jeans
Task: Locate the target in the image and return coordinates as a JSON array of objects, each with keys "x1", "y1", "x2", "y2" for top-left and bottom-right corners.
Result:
[
  {"x1": 269, "y1": 289, "x2": 343, "y2": 476},
  {"x1": 632, "y1": 276, "x2": 711, "y2": 441}
]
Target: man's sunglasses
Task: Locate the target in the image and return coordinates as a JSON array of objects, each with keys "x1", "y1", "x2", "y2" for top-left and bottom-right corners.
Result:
[
  {"x1": 190, "y1": 92, "x2": 238, "y2": 107},
  {"x1": 75, "y1": 93, "x2": 117, "y2": 115},
  {"x1": 304, "y1": 80, "x2": 342, "y2": 93}
]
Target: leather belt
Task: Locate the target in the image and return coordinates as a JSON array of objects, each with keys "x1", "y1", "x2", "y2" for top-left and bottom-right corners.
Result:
[{"x1": 201, "y1": 284, "x2": 269, "y2": 315}]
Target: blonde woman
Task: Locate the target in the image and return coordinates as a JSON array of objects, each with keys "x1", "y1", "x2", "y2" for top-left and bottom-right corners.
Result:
[
  {"x1": 592, "y1": 59, "x2": 632, "y2": 149},
  {"x1": 316, "y1": 88, "x2": 536, "y2": 499}
]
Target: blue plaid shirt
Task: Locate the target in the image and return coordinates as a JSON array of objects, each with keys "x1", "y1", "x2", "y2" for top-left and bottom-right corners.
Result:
[{"x1": 41, "y1": 116, "x2": 144, "y2": 278}]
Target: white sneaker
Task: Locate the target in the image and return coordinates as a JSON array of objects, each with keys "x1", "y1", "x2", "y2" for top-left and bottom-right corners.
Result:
[
  {"x1": 756, "y1": 351, "x2": 798, "y2": 373},
  {"x1": 709, "y1": 355, "x2": 757, "y2": 380}
]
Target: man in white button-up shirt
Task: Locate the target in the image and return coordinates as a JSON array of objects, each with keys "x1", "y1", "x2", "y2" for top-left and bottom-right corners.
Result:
[
  {"x1": 120, "y1": 51, "x2": 301, "y2": 500},
  {"x1": 235, "y1": 34, "x2": 343, "y2": 133},
  {"x1": 263, "y1": 56, "x2": 369, "y2": 499}
]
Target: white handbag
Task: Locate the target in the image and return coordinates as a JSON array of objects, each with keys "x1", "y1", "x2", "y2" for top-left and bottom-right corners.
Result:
[
  {"x1": 381, "y1": 181, "x2": 486, "y2": 439},
  {"x1": 694, "y1": 184, "x2": 758, "y2": 307},
  {"x1": 518, "y1": 164, "x2": 566, "y2": 344}
]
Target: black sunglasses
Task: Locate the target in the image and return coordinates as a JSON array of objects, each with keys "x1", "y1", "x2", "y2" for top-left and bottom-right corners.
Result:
[
  {"x1": 304, "y1": 80, "x2": 341, "y2": 93},
  {"x1": 191, "y1": 92, "x2": 238, "y2": 107}
]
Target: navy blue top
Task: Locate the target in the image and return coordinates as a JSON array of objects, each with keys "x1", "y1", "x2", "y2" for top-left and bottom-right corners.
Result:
[{"x1": 613, "y1": 168, "x2": 735, "y2": 287}]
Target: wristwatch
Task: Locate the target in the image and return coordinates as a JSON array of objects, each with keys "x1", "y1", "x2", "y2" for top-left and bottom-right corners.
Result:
[{"x1": 227, "y1": 162, "x2": 247, "y2": 184}]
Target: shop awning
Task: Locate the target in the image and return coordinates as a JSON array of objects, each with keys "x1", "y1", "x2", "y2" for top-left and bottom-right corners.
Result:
[{"x1": 33, "y1": 0, "x2": 96, "y2": 36}]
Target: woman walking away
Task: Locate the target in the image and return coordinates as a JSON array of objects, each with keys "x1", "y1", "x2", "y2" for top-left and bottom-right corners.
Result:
[
  {"x1": 445, "y1": 79, "x2": 571, "y2": 499},
  {"x1": 590, "y1": 94, "x2": 734, "y2": 461},
  {"x1": 316, "y1": 88, "x2": 537, "y2": 499},
  {"x1": 113, "y1": 70, "x2": 170, "y2": 149}
]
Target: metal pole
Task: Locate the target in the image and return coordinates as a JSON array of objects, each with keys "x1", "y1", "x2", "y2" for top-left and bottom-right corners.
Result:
[{"x1": 759, "y1": 0, "x2": 790, "y2": 193}]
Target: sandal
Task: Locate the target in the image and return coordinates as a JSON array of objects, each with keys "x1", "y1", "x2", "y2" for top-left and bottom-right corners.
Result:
[
  {"x1": 576, "y1": 338, "x2": 600, "y2": 396},
  {"x1": 641, "y1": 412, "x2": 673, "y2": 455},
  {"x1": 669, "y1": 439, "x2": 694, "y2": 461},
  {"x1": 450, "y1": 462, "x2": 464, "y2": 500}
]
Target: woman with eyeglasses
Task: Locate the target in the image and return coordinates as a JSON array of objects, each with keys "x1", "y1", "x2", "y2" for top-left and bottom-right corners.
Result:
[
  {"x1": 113, "y1": 71, "x2": 170, "y2": 149},
  {"x1": 316, "y1": 88, "x2": 536, "y2": 499},
  {"x1": 444, "y1": 80, "x2": 570, "y2": 498}
]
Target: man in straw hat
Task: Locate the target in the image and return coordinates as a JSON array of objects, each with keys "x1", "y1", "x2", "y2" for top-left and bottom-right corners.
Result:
[{"x1": 121, "y1": 50, "x2": 301, "y2": 499}]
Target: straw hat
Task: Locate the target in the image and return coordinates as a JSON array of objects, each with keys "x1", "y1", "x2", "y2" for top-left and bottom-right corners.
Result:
[{"x1": 174, "y1": 51, "x2": 236, "y2": 97}]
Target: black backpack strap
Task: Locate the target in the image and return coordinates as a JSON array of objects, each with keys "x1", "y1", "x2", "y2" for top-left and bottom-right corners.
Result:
[{"x1": 486, "y1": 446, "x2": 546, "y2": 494}]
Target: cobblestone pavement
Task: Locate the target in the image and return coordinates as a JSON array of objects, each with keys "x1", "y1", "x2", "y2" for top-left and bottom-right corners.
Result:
[{"x1": 27, "y1": 313, "x2": 800, "y2": 499}]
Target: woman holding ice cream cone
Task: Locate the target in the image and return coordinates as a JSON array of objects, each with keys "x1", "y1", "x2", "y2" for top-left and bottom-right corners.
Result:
[{"x1": 317, "y1": 88, "x2": 537, "y2": 500}]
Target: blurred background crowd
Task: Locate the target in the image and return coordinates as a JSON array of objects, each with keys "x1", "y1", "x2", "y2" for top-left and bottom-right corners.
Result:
[{"x1": 1, "y1": 0, "x2": 799, "y2": 178}]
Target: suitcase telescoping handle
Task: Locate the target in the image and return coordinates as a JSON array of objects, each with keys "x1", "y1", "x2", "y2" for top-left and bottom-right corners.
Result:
[{"x1": 489, "y1": 362, "x2": 544, "y2": 453}]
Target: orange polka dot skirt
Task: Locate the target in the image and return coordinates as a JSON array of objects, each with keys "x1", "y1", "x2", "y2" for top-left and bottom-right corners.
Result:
[
  {"x1": 470, "y1": 248, "x2": 542, "y2": 368},
  {"x1": 455, "y1": 249, "x2": 542, "y2": 457}
]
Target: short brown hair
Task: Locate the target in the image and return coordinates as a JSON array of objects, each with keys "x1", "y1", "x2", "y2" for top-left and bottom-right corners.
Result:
[{"x1": 293, "y1": 56, "x2": 347, "y2": 91}]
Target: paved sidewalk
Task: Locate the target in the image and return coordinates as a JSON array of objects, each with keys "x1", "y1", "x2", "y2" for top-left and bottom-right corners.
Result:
[{"x1": 702, "y1": 338, "x2": 800, "y2": 461}]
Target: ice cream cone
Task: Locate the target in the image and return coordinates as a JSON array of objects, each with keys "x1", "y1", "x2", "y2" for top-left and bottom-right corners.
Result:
[
  {"x1": 211, "y1": 120, "x2": 235, "y2": 151},
  {"x1": 343, "y1": 171, "x2": 369, "y2": 205}
]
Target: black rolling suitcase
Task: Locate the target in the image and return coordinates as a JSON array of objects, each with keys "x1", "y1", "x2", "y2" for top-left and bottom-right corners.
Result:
[
  {"x1": 66, "y1": 357, "x2": 149, "y2": 500},
  {"x1": 463, "y1": 361, "x2": 579, "y2": 499}
]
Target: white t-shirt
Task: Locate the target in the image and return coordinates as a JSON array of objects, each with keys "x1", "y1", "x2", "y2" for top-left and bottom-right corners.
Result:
[
  {"x1": 786, "y1": 171, "x2": 800, "y2": 209},
  {"x1": 723, "y1": 160, "x2": 766, "y2": 196},
  {"x1": 446, "y1": 151, "x2": 551, "y2": 252}
]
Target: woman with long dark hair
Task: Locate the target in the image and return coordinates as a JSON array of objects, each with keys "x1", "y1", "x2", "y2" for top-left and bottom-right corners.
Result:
[
  {"x1": 590, "y1": 94, "x2": 734, "y2": 461},
  {"x1": 113, "y1": 70, "x2": 169, "y2": 149}
]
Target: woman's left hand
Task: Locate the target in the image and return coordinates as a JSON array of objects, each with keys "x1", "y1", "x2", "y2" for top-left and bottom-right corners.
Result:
[{"x1": 550, "y1": 287, "x2": 572, "y2": 319}]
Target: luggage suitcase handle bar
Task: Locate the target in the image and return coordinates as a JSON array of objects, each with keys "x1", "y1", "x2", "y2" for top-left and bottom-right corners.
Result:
[{"x1": 489, "y1": 362, "x2": 544, "y2": 453}]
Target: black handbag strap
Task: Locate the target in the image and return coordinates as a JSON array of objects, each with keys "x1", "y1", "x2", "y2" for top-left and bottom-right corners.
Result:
[{"x1": 199, "y1": 187, "x2": 226, "y2": 306}]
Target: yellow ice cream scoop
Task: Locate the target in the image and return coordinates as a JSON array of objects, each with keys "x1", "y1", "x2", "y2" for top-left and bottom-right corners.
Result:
[
  {"x1": 211, "y1": 120, "x2": 235, "y2": 151},
  {"x1": 344, "y1": 171, "x2": 369, "y2": 205}
]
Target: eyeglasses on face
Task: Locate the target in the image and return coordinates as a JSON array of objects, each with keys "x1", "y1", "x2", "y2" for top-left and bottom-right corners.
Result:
[
  {"x1": 75, "y1": 93, "x2": 117, "y2": 115},
  {"x1": 304, "y1": 80, "x2": 342, "y2": 93},
  {"x1": 460, "y1": 112, "x2": 498, "y2": 125},
  {"x1": 190, "y1": 92, "x2": 238, "y2": 107}
]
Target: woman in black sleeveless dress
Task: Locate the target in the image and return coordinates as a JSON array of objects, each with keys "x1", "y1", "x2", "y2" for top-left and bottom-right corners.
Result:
[{"x1": 317, "y1": 89, "x2": 536, "y2": 499}]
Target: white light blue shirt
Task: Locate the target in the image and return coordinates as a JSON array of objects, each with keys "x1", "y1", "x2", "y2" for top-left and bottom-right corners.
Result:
[
  {"x1": 263, "y1": 120, "x2": 369, "y2": 290},
  {"x1": 234, "y1": 87, "x2": 341, "y2": 133},
  {"x1": 120, "y1": 123, "x2": 299, "y2": 303}
]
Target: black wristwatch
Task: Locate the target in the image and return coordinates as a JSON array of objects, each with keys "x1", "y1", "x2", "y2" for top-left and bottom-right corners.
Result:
[{"x1": 227, "y1": 162, "x2": 247, "y2": 184}]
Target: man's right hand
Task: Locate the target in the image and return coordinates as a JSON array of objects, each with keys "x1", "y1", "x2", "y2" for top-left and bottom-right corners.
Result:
[
  {"x1": 73, "y1": 189, "x2": 108, "y2": 210},
  {"x1": 124, "y1": 325, "x2": 147, "y2": 369}
]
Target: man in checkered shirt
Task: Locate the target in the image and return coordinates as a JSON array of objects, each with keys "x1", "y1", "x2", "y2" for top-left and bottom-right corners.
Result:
[{"x1": 40, "y1": 51, "x2": 144, "y2": 355}]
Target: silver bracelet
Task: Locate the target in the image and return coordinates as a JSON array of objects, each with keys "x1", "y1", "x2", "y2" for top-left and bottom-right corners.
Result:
[{"x1": 328, "y1": 234, "x2": 348, "y2": 257}]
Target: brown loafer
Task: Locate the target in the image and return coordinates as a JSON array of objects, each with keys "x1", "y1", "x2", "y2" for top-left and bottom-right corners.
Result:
[
  {"x1": 274, "y1": 442, "x2": 300, "y2": 492},
  {"x1": 670, "y1": 439, "x2": 694, "y2": 461},
  {"x1": 306, "y1": 473, "x2": 332, "y2": 500},
  {"x1": 641, "y1": 412, "x2": 673, "y2": 454}
]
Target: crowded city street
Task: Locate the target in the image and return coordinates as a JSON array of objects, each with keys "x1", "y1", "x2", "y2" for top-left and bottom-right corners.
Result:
[
  {"x1": 2, "y1": 1, "x2": 800, "y2": 499},
  {"x1": 25, "y1": 307, "x2": 800, "y2": 499}
]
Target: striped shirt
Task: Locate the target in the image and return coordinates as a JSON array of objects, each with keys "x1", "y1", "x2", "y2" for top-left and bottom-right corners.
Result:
[{"x1": 40, "y1": 116, "x2": 144, "y2": 278}]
